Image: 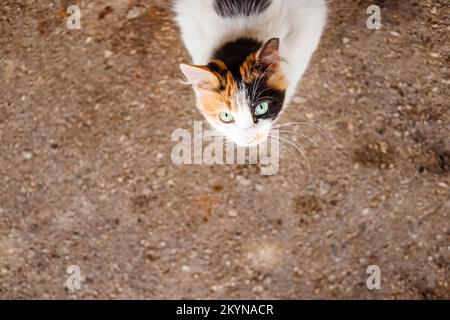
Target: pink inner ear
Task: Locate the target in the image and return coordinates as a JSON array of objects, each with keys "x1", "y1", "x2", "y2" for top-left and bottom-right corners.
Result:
[
  {"x1": 257, "y1": 38, "x2": 280, "y2": 67},
  {"x1": 180, "y1": 64, "x2": 218, "y2": 89}
]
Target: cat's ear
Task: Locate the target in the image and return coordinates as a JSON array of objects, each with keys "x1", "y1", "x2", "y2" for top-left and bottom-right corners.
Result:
[
  {"x1": 256, "y1": 38, "x2": 281, "y2": 69},
  {"x1": 180, "y1": 64, "x2": 219, "y2": 91}
]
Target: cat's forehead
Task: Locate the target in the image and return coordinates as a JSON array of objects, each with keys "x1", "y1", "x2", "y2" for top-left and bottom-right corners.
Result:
[
  {"x1": 209, "y1": 54, "x2": 259, "y2": 88},
  {"x1": 206, "y1": 56, "x2": 287, "y2": 110}
]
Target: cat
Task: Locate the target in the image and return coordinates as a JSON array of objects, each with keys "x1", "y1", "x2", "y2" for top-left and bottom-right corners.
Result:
[{"x1": 174, "y1": 0, "x2": 327, "y2": 147}]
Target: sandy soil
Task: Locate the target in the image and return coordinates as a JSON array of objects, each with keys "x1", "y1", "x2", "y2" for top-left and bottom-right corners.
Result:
[{"x1": 0, "y1": 0, "x2": 449, "y2": 299}]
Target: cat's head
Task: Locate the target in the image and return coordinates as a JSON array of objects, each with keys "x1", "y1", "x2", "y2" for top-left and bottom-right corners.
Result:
[{"x1": 180, "y1": 38, "x2": 287, "y2": 147}]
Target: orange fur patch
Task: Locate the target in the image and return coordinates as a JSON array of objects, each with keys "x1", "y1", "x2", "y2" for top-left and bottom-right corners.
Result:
[
  {"x1": 267, "y1": 71, "x2": 288, "y2": 91},
  {"x1": 240, "y1": 53, "x2": 258, "y2": 83},
  {"x1": 197, "y1": 90, "x2": 225, "y2": 118}
]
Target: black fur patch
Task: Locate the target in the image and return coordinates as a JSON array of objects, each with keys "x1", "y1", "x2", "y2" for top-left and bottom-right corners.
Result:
[
  {"x1": 211, "y1": 38, "x2": 262, "y2": 81},
  {"x1": 247, "y1": 82, "x2": 285, "y2": 122},
  {"x1": 214, "y1": 0, "x2": 272, "y2": 17}
]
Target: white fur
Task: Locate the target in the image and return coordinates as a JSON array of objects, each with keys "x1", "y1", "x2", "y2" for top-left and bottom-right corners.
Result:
[{"x1": 174, "y1": 0, "x2": 327, "y2": 146}]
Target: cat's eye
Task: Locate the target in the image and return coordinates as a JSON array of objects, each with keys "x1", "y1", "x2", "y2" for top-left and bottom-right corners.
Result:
[
  {"x1": 219, "y1": 112, "x2": 234, "y2": 123},
  {"x1": 255, "y1": 102, "x2": 269, "y2": 116}
]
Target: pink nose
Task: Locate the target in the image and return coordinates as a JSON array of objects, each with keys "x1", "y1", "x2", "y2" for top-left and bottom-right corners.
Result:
[
  {"x1": 248, "y1": 133, "x2": 264, "y2": 144},
  {"x1": 247, "y1": 136, "x2": 263, "y2": 145}
]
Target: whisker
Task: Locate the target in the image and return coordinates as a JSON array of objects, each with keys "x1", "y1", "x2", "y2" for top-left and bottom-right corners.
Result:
[
  {"x1": 269, "y1": 132, "x2": 296, "y2": 154},
  {"x1": 268, "y1": 136, "x2": 292, "y2": 154},
  {"x1": 254, "y1": 96, "x2": 280, "y2": 105},
  {"x1": 251, "y1": 61, "x2": 279, "y2": 101},
  {"x1": 253, "y1": 87, "x2": 271, "y2": 102},
  {"x1": 277, "y1": 136, "x2": 311, "y2": 173},
  {"x1": 277, "y1": 130, "x2": 318, "y2": 147},
  {"x1": 274, "y1": 121, "x2": 333, "y2": 147}
]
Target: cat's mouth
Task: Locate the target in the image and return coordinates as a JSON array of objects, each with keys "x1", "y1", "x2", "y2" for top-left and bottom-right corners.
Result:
[{"x1": 235, "y1": 132, "x2": 268, "y2": 147}]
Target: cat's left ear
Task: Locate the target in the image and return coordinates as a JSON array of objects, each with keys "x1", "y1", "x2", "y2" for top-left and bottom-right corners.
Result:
[
  {"x1": 180, "y1": 64, "x2": 219, "y2": 91},
  {"x1": 256, "y1": 38, "x2": 281, "y2": 69}
]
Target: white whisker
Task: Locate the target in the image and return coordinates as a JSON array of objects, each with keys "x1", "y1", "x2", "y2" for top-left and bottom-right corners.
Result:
[
  {"x1": 277, "y1": 130, "x2": 318, "y2": 147},
  {"x1": 277, "y1": 136, "x2": 311, "y2": 172},
  {"x1": 274, "y1": 121, "x2": 332, "y2": 147}
]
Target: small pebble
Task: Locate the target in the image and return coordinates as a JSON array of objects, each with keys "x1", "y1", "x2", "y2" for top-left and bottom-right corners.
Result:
[
  {"x1": 255, "y1": 184, "x2": 264, "y2": 192},
  {"x1": 236, "y1": 175, "x2": 251, "y2": 186},
  {"x1": 252, "y1": 285, "x2": 264, "y2": 292},
  {"x1": 430, "y1": 52, "x2": 440, "y2": 59},
  {"x1": 22, "y1": 150, "x2": 33, "y2": 160},
  {"x1": 181, "y1": 265, "x2": 191, "y2": 273},
  {"x1": 127, "y1": 6, "x2": 145, "y2": 20},
  {"x1": 156, "y1": 167, "x2": 166, "y2": 177},
  {"x1": 104, "y1": 50, "x2": 113, "y2": 59},
  {"x1": 228, "y1": 209, "x2": 238, "y2": 217},
  {"x1": 437, "y1": 182, "x2": 448, "y2": 189},
  {"x1": 211, "y1": 285, "x2": 220, "y2": 292}
]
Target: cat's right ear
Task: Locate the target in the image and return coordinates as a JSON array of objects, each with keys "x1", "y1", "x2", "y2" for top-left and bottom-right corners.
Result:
[
  {"x1": 256, "y1": 38, "x2": 281, "y2": 70},
  {"x1": 180, "y1": 64, "x2": 219, "y2": 91}
]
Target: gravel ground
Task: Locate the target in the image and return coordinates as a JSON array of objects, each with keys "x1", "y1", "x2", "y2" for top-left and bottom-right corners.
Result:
[{"x1": 0, "y1": 0, "x2": 449, "y2": 299}]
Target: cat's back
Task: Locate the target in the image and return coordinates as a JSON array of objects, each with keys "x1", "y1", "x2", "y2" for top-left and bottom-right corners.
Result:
[
  {"x1": 174, "y1": 0, "x2": 319, "y2": 18},
  {"x1": 174, "y1": 0, "x2": 321, "y2": 28},
  {"x1": 175, "y1": 0, "x2": 326, "y2": 66}
]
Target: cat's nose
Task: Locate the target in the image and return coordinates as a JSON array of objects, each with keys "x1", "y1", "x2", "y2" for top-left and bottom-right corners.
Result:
[{"x1": 246, "y1": 133, "x2": 264, "y2": 145}]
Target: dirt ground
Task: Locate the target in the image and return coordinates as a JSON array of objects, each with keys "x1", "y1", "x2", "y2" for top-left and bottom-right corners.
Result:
[{"x1": 0, "y1": 0, "x2": 449, "y2": 299}]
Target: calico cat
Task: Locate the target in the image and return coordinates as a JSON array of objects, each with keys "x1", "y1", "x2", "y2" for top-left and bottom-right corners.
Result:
[{"x1": 174, "y1": 0, "x2": 327, "y2": 146}]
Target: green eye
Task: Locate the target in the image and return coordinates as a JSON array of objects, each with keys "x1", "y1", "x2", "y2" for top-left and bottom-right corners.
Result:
[
  {"x1": 219, "y1": 112, "x2": 234, "y2": 123},
  {"x1": 255, "y1": 102, "x2": 269, "y2": 116}
]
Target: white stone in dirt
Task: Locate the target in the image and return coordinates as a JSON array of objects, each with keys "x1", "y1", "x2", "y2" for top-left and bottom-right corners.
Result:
[
  {"x1": 181, "y1": 265, "x2": 191, "y2": 273},
  {"x1": 104, "y1": 50, "x2": 113, "y2": 59},
  {"x1": 437, "y1": 182, "x2": 448, "y2": 189},
  {"x1": 156, "y1": 167, "x2": 166, "y2": 177},
  {"x1": 127, "y1": 6, "x2": 145, "y2": 20},
  {"x1": 255, "y1": 184, "x2": 264, "y2": 192},
  {"x1": 247, "y1": 243, "x2": 282, "y2": 271},
  {"x1": 236, "y1": 175, "x2": 251, "y2": 186},
  {"x1": 430, "y1": 52, "x2": 440, "y2": 59},
  {"x1": 252, "y1": 285, "x2": 264, "y2": 292},
  {"x1": 210, "y1": 285, "x2": 220, "y2": 292},
  {"x1": 21, "y1": 150, "x2": 33, "y2": 160},
  {"x1": 319, "y1": 181, "x2": 330, "y2": 196},
  {"x1": 228, "y1": 209, "x2": 238, "y2": 217}
]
